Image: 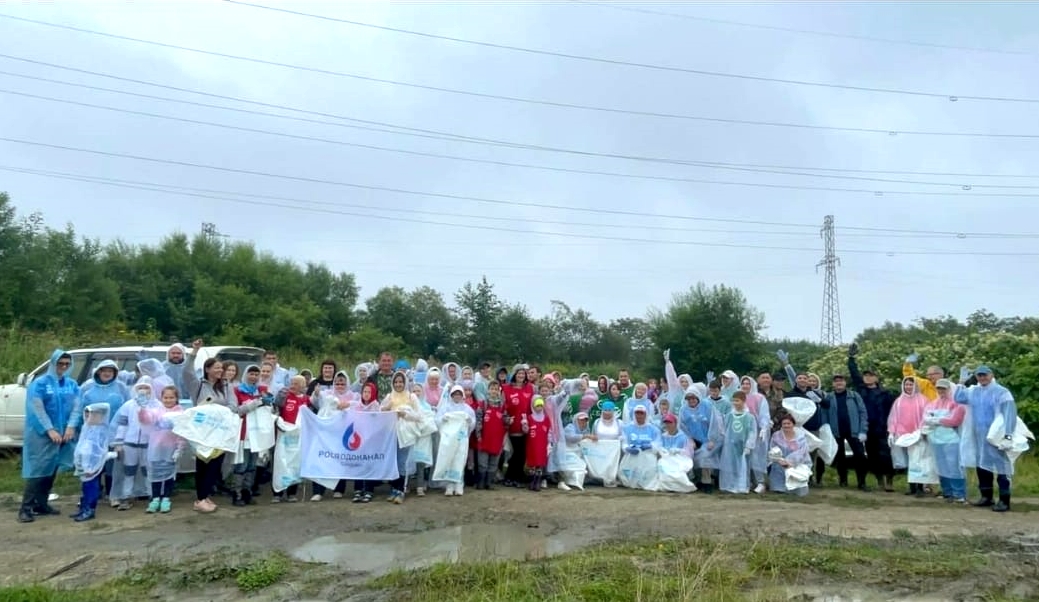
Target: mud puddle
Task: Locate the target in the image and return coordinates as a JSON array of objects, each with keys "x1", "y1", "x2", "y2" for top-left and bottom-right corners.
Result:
[
  {"x1": 291, "y1": 523, "x2": 586, "y2": 575},
  {"x1": 781, "y1": 587, "x2": 954, "y2": 601}
]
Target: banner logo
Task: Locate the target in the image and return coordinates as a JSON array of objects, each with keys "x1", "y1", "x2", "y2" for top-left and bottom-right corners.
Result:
[{"x1": 342, "y1": 423, "x2": 363, "y2": 451}]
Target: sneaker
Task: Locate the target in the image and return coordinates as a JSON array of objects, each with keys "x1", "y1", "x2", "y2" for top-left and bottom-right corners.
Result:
[
  {"x1": 387, "y1": 493, "x2": 397, "y2": 502},
  {"x1": 753, "y1": 483, "x2": 766, "y2": 494},
  {"x1": 455, "y1": 484, "x2": 464, "y2": 497},
  {"x1": 310, "y1": 494, "x2": 323, "y2": 502},
  {"x1": 146, "y1": 499, "x2": 161, "y2": 514},
  {"x1": 445, "y1": 485, "x2": 454, "y2": 497},
  {"x1": 558, "y1": 482, "x2": 571, "y2": 491},
  {"x1": 117, "y1": 500, "x2": 133, "y2": 511},
  {"x1": 159, "y1": 498, "x2": 172, "y2": 513},
  {"x1": 270, "y1": 495, "x2": 282, "y2": 504},
  {"x1": 332, "y1": 492, "x2": 344, "y2": 499},
  {"x1": 352, "y1": 492, "x2": 363, "y2": 503},
  {"x1": 416, "y1": 487, "x2": 426, "y2": 497},
  {"x1": 541, "y1": 479, "x2": 548, "y2": 489},
  {"x1": 362, "y1": 492, "x2": 373, "y2": 503},
  {"x1": 393, "y1": 492, "x2": 404, "y2": 505},
  {"x1": 286, "y1": 496, "x2": 298, "y2": 503},
  {"x1": 110, "y1": 498, "x2": 121, "y2": 508}
]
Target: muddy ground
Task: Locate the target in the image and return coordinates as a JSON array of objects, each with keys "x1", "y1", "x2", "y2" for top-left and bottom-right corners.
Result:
[{"x1": 3, "y1": 485, "x2": 1039, "y2": 600}]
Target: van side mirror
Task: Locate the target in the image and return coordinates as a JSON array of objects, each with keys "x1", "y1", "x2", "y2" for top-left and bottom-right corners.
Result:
[{"x1": 16, "y1": 373, "x2": 27, "y2": 386}]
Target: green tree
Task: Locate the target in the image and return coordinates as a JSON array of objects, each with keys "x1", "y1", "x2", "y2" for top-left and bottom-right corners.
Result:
[
  {"x1": 454, "y1": 277, "x2": 503, "y2": 364},
  {"x1": 647, "y1": 283, "x2": 765, "y2": 378}
]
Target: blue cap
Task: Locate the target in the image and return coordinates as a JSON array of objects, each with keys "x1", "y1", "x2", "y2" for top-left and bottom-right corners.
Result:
[
  {"x1": 600, "y1": 400, "x2": 617, "y2": 412},
  {"x1": 394, "y1": 359, "x2": 410, "y2": 371},
  {"x1": 975, "y1": 365, "x2": 993, "y2": 375}
]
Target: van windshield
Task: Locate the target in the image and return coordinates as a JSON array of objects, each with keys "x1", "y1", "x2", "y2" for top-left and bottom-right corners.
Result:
[{"x1": 213, "y1": 349, "x2": 266, "y2": 376}]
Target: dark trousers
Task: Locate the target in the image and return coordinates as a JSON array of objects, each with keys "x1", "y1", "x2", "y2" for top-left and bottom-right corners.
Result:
[
  {"x1": 977, "y1": 468, "x2": 1011, "y2": 497},
  {"x1": 81, "y1": 474, "x2": 102, "y2": 510},
  {"x1": 313, "y1": 480, "x2": 346, "y2": 495},
  {"x1": 504, "y1": 435, "x2": 527, "y2": 483},
  {"x1": 151, "y1": 478, "x2": 175, "y2": 499},
  {"x1": 864, "y1": 435, "x2": 894, "y2": 479},
  {"x1": 833, "y1": 436, "x2": 868, "y2": 486},
  {"x1": 354, "y1": 480, "x2": 375, "y2": 493},
  {"x1": 21, "y1": 471, "x2": 58, "y2": 511},
  {"x1": 194, "y1": 456, "x2": 225, "y2": 501}
]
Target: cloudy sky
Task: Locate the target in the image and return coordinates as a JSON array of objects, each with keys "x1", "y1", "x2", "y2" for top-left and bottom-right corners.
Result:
[{"x1": 2, "y1": 1, "x2": 1038, "y2": 342}]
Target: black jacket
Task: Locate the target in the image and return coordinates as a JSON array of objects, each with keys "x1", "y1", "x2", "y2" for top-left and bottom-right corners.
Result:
[{"x1": 848, "y1": 356, "x2": 895, "y2": 436}]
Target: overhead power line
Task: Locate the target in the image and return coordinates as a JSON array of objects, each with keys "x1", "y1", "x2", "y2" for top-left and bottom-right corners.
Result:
[
  {"x1": 6, "y1": 164, "x2": 1039, "y2": 257},
  {"x1": 9, "y1": 86, "x2": 1039, "y2": 192},
  {"x1": 3, "y1": 13, "x2": 1038, "y2": 105},
  {"x1": 220, "y1": 1, "x2": 1039, "y2": 104},
  {"x1": 568, "y1": 0, "x2": 1039, "y2": 57},
  {"x1": 5, "y1": 53, "x2": 1038, "y2": 143},
  {"x1": 6, "y1": 135, "x2": 1039, "y2": 204}
]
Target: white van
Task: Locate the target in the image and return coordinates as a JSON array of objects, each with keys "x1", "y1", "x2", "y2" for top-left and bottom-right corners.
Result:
[{"x1": 0, "y1": 344, "x2": 265, "y2": 448}]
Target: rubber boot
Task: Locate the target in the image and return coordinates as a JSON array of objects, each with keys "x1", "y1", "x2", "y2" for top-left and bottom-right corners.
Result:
[
  {"x1": 18, "y1": 479, "x2": 40, "y2": 523},
  {"x1": 972, "y1": 489, "x2": 994, "y2": 507},
  {"x1": 477, "y1": 472, "x2": 487, "y2": 490},
  {"x1": 533, "y1": 470, "x2": 543, "y2": 492},
  {"x1": 527, "y1": 476, "x2": 536, "y2": 491},
  {"x1": 992, "y1": 493, "x2": 1011, "y2": 513},
  {"x1": 73, "y1": 507, "x2": 96, "y2": 522},
  {"x1": 232, "y1": 491, "x2": 245, "y2": 507},
  {"x1": 241, "y1": 489, "x2": 254, "y2": 505}
]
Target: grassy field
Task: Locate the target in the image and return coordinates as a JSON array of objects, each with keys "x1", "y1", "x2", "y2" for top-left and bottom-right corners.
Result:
[{"x1": 0, "y1": 535, "x2": 1032, "y2": 602}]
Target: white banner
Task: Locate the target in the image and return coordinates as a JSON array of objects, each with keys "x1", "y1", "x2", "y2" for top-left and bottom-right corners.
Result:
[{"x1": 299, "y1": 409, "x2": 399, "y2": 481}]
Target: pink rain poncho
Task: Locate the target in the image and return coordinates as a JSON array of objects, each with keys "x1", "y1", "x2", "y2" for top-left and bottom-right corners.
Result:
[{"x1": 888, "y1": 377, "x2": 926, "y2": 438}]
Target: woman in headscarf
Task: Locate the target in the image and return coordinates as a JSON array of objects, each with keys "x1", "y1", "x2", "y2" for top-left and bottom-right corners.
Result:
[
  {"x1": 741, "y1": 376, "x2": 772, "y2": 494},
  {"x1": 380, "y1": 370, "x2": 421, "y2": 504},
  {"x1": 768, "y1": 414, "x2": 811, "y2": 497},
  {"x1": 19, "y1": 350, "x2": 81, "y2": 523},
  {"x1": 435, "y1": 385, "x2": 477, "y2": 496},
  {"x1": 888, "y1": 376, "x2": 928, "y2": 496},
  {"x1": 679, "y1": 385, "x2": 724, "y2": 493}
]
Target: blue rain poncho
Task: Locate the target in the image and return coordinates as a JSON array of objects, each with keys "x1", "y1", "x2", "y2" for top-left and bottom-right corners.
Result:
[
  {"x1": 23, "y1": 349, "x2": 82, "y2": 478},
  {"x1": 622, "y1": 384, "x2": 654, "y2": 423},
  {"x1": 678, "y1": 387, "x2": 723, "y2": 470},
  {"x1": 709, "y1": 393, "x2": 733, "y2": 419},
  {"x1": 621, "y1": 418, "x2": 661, "y2": 454},
  {"x1": 660, "y1": 429, "x2": 692, "y2": 456},
  {"x1": 74, "y1": 403, "x2": 113, "y2": 481},
  {"x1": 955, "y1": 379, "x2": 1018, "y2": 476},
  {"x1": 719, "y1": 410, "x2": 757, "y2": 493},
  {"x1": 664, "y1": 358, "x2": 693, "y2": 410},
  {"x1": 79, "y1": 359, "x2": 129, "y2": 434}
]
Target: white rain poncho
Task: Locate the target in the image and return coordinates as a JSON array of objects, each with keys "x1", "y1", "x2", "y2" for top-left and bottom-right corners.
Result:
[
  {"x1": 74, "y1": 404, "x2": 113, "y2": 481},
  {"x1": 559, "y1": 421, "x2": 590, "y2": 490},
  {"x1": 137, "y1": 358, "x2": 174, "y2": 401},
  {"x1": 768, "y1": 428, "x2": 811, "y2": 496},
  {"x1": 718, "y1": 410, "x2": 757, "y2": 494},
  {"x1": 657, "y1": 428, "x2": 697, "y2": 493},
  {"x1": 432, "y1": 404, "x2": 474, "y2": 484},
  {"x1": 147, "y1": 404, "x2": 186, "y2": 483}
]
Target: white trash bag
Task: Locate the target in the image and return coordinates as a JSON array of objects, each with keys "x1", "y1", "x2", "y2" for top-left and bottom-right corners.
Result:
[
  {"x1": 657, "y1": 451, "x2": 696, "y2": 493},
  {"x1": 619, "y1": 450, "x2": 660, "y2": 491},
  {"x1": 580, "y1": 439, "x2": 621, "y2": 487}
]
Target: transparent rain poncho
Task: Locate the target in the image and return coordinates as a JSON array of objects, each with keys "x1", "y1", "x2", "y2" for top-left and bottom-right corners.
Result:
[{"x1": 74, "y1": 403, "x2": 113, "y2": 481}]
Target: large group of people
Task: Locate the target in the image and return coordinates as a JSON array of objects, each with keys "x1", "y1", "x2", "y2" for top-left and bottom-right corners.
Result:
[{"x1": 17, "y1": 339, "x2": 1029, "y2": 524}]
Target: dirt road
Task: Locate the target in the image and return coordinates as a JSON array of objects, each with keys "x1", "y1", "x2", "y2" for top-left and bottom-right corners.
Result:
[{"x1": 4, "y1": 484, "x2": 1038, "y2": 593}]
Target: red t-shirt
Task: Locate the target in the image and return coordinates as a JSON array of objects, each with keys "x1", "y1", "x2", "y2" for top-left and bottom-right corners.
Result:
[
  {"x1": 501, "y1": 383, "x2": 534, "y2": 435},
  {"x1": 233, "y1": 387, "x2": 259, "y2": 440},
  {"x1": 279, "y1": 391, "x2": 310, "y2": 425}
]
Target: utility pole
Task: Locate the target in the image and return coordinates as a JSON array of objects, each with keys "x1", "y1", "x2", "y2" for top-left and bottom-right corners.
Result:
[{"x1": 817, "y1": 215, "x2": 842, "y2": 346}]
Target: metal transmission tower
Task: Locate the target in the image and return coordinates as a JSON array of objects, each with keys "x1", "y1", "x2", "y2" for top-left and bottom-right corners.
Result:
[
  {"x1": 200, "y1": 222, "x2": 227, "y2": 242},
  {"x1": 817, "y1": 215, "x2": 842, "y2": 345}
]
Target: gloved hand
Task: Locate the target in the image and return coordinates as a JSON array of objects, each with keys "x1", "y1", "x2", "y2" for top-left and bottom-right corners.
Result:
[
  {"x1": 639, "y1": 441, "x2": 653, "y2": 451},
  {"x1": 776, "y1": 350, "x2": 789, "y2": 364},
  {"x1": 258, "y1": 451, "x2": 270, "y2": 465},
  {"x1": 906, "y1": 352, "x2": 919, "y2": 364},
  {"x1": 848, "y1": 343, "x2": 858, "y2": 357},
  {"x1": 261, "y1": 392, "x2": 275, "y2": 406},
  {"x1": 135, "y1": 349, "x2": 148, "y2": 361},
  {"x1": 759, "y1": 427, "x2": 769, "y2": 442},
  {"x1": 706, "y1": 371, "x2": 715, "y2": 384},
  {"x1": 959, "y1": 366, "x2": 972, "y2": 383},
  {"x1": 663, "y1": 348, "x2": 670, "y2": 362},
  {"x1": 171, "y1": 449, "x2": 181, "y2": 463},
  {"x1": 743, "y1": 448, "x2": 752, "y2": 457},
  {"x1": 626, "y1": 446, "x2": 640, "y2": 455},
  {"x1": 104, "y1": 451, "x2": 118, "y2": 461},
  {"x1": 806, "y1": 391, "x2": 821, "y2": 402},
  {"x1": 857, "y1": 433, "x2": 867, "y2": 444},
  {"x1": 887, "y1": 435, "x2": 896, "y2": 447}
]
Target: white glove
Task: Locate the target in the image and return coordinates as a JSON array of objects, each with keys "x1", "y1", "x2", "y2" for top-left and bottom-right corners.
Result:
[
  {"x1": 959, "y1": 366, "x2": 972, "y2": 383},
  {"x1": 104, "y1": 451, "x2": 118, "y2": 461},
  {"x1": 743, "y1": 448, "x2": 752, "y2": 457},
  {"x1": 759, "y1": 428, "x2": 769, "y2": 442},
  {"x1": 663, "y1": 348, "x2": 670, "y2": 362},
  {"x1": 887, "y1": 435, "x2": 896, "y2": 447},
  {"x1": 258, "y1": 451, "x2": 271, "y2": 465},
  {"x1": 906, "y1": 353, "x2": 919, "y2": 364},
  {"x1": 806, "y1": 391, "x2": 821, "y2": 402},
  {"x1": 171, "y1": 449, "x2": 181, "y2": 463},
  {"x1": 857, "y1": 433, "x2": 867, "y2": 444}
]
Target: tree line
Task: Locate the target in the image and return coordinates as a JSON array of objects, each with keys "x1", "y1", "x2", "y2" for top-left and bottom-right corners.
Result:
[{"x1": 3, "y1": 191, "x2": 1038, "y2": 409}]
